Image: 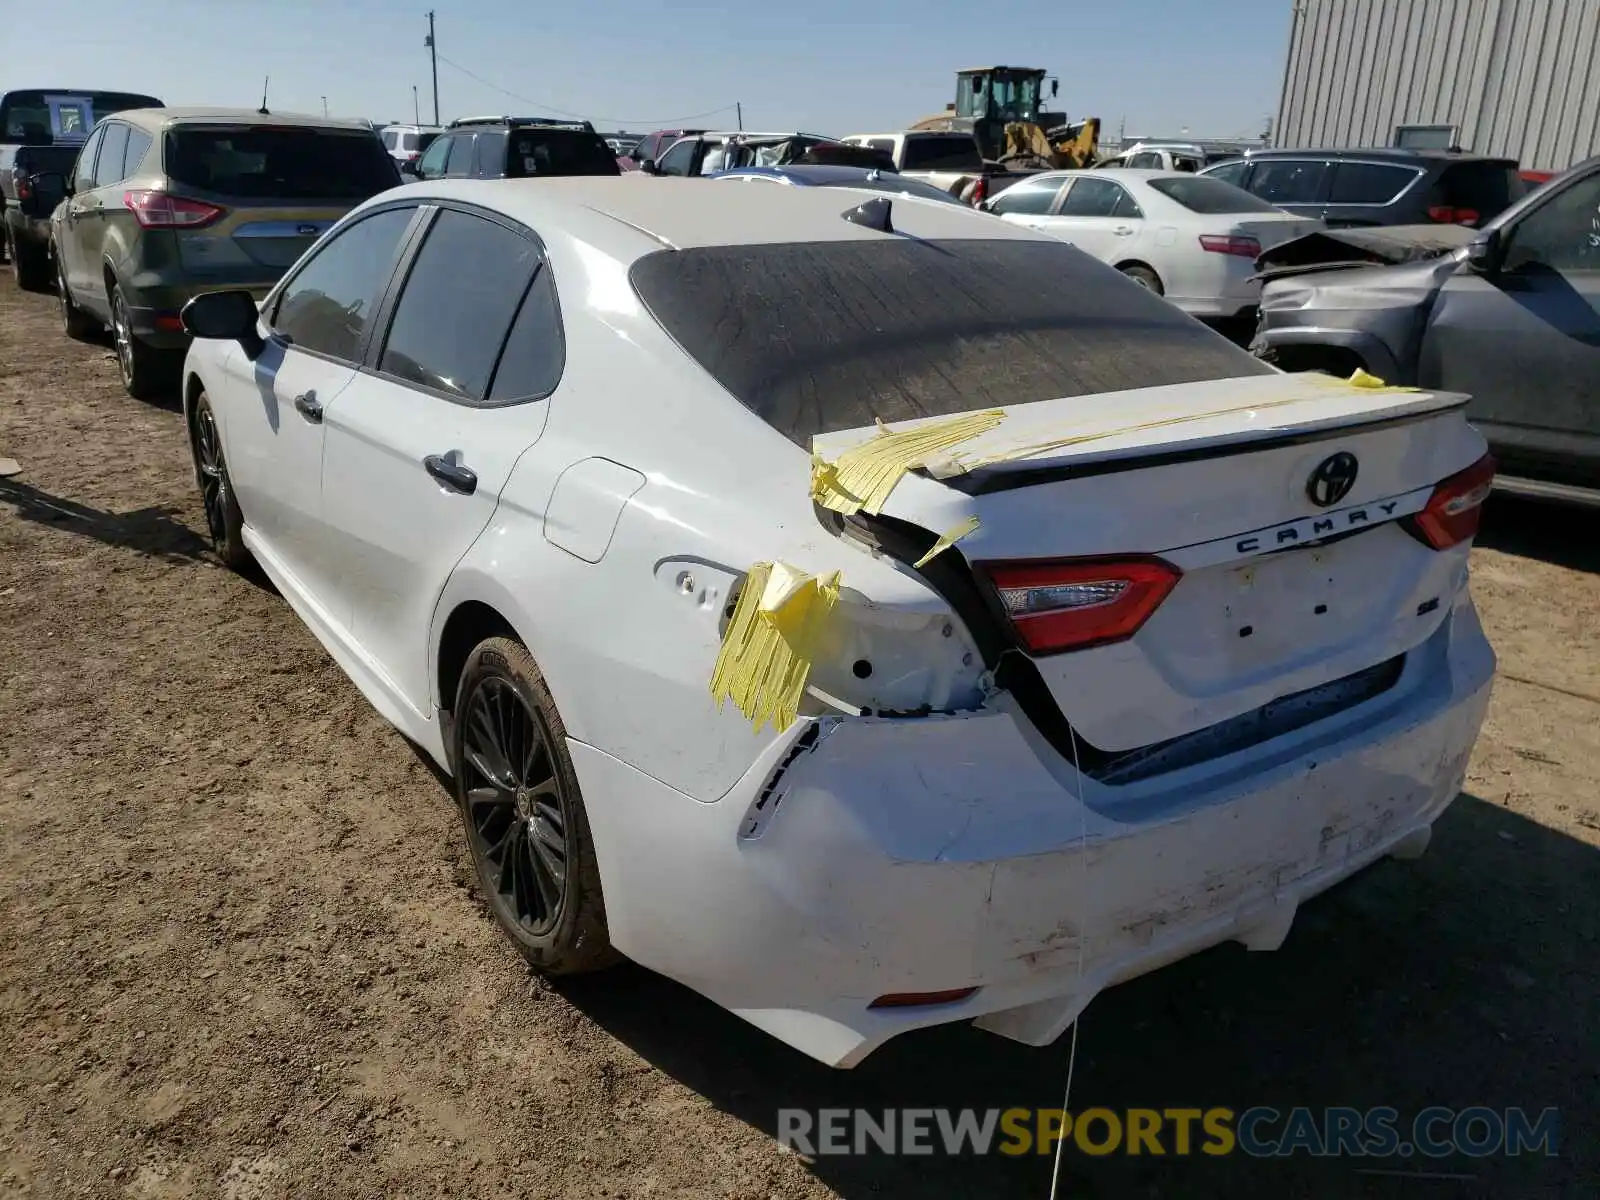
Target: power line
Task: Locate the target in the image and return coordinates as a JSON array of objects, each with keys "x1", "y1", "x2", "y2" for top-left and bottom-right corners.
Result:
[{"x1": 434, "y1": 55, "x2": 738, "y2": 128}]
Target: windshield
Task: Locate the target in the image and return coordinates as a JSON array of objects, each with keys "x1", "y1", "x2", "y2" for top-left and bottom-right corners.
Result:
[
  {"x1": 165, "y1": 126, "x2": 399, "y2": 199},
  {"x1": 1, "y1": 89, "x2": 162, "y2": 144},
  {"x1": 630, "y1": 239, "x2": 1269, "y2": 446},
  {"x1": 1148, "y1": 176, "x2": 1283, "y2": 213},
  {"x1": 506, "y1": 129, "x2": 621, "y2": 176}
]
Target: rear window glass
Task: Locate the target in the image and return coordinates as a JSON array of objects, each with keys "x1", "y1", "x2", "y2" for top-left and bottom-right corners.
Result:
[
  {"x1": 630, "y1": 239, "x2": 1271, "y2": 447},
  {"x1": 164, "y1": 126, "x2": 398, "y2": 199},
  {"x1": 902, "y1": 135, "x2": 983, "y2": 172},
  {"x1": 507, "y1": 130, "x2": 621, "y2": 176},
  {"x1": 1327, "y1": 162, "x2": 1420, "y2": 204},
  {"x1": 1434, "y1": 162, "x2": 1524, "y2": 221},
  {"x1": 0, "y1": 90, "x2": 161, "y2": 143},
  {"x1": 1148, "y1": 176, "x2": 1282, "y2": 213}
]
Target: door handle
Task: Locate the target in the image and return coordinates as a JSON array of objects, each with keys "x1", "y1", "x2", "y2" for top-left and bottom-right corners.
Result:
[
  {"x1": 424, "y1": 454, "x2": 478, "y2": 495},
  {"x1": 292, "y1": 392, "x2": 323, "y2": 423},
  {"x1": 1113, "y1": 225, "x2": 1134, "y2": 236}
]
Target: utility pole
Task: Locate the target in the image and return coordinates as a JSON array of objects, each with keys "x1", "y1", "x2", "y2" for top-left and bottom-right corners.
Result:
[
  {"x1": 321, "y1": 95, "x2": 329, "y2": 117},
  {"x1": 413, "y1": 85, "x2": 420, "y2": 125},
  {"x1": 736, "y1": 101, "x2": 742, "y2": 131},
  {"x1": 424, "y1": 11, "x2": 440, "y2": 126}
]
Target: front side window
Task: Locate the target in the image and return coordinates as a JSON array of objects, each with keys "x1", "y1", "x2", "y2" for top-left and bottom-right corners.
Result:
[
  {"x1": 72, "y1": 127, "x2": 104, "y2": 191},
  {"x1": 1501, "y1": 173, "x2": 1600, "y2": 274},
  {"x1": 415, "y1": 133, "x2": 453, "y2": 178},
  {"x1": 901, "y1": 135, "x2": 982, "y2": 172},
  {"x1": 989, "y1": 177, "x2": 1063, "y2": 216},
  {"x1": 656, "y1": 139, "x2": 697, "y2": 176},
  {"x1": 444, "y1": 132, "x2": 477, "y2": 176},
  {"x1": 378, "y1": 209, "x2": 540, "y2": 401},
  {"x1": 1247, "y1": 158, "x2": 1330, "y2": 205},
  {"x1": 271, "y1": 206, "x2": 415, "y2": 361},
  {"x1": 92, "y1": 124, "x2": 130, "y2": 187}
]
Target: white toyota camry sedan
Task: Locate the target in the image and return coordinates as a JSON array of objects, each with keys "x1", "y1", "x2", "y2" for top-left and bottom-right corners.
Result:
[{"x1": 177, "y1": 177, "x2": 1496, "y2": 1068}]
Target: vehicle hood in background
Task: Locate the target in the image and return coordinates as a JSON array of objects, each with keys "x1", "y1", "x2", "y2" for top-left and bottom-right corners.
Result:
[{"x1": 1253, "y1": 224, "x2": 1479, "y2": 282}]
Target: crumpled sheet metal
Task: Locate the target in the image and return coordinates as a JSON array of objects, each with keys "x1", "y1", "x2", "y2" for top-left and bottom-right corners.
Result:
[{"x1": 710, "y1": 562, "x2": 841, "y2": 733}]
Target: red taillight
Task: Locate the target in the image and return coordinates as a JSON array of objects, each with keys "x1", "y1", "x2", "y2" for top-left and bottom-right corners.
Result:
[
  {"x1": 1198, "y1": 234, "x2": 1262, "y2": 257},
  {"x1": 1405, "y1": 453, "x2": 1496, "y2": 550},
  {"x1": 16, "y1": 178, "x2": 31, "y2": 200},
  {"x1": 980, "y1": 557, "x2": 1181, "y2": 655},
  {"x1": 970, "y1": 176, "x2": 988, "y2": 205},
  {"x1": 1427, "y1": 205, "x2": 1480, "y2": 225},
  {"x1": 123, "y1": 190, "x2": 226, "y2": 229}
]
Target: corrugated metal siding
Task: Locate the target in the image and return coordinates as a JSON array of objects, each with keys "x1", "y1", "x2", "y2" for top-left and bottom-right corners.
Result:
[{"x1": 1276, "y1": 0, "x2": 1600, "y2": 170}]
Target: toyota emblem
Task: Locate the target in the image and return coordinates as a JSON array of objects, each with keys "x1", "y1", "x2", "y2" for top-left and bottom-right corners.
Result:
[{"x1": 1306, "y1": 452, "x2": 1359, "y2": 508}]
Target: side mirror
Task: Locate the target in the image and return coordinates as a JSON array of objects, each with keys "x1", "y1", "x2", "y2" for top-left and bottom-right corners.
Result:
[
  {"x1": 21, "y1": 172, "x2": 67, "y2": 218},
  {"x1": 638, "y1": 158, "x2": 658, "y2": 175},
  {"x1": 181, "y1": 290, "x2": 265, "y2": 360},
  {"x1": 1466, "y1": 229, "x2": 1502, "y2": 274},
  {"x1": 399, "y1": 159, "x2": 420, "y2": 178}
]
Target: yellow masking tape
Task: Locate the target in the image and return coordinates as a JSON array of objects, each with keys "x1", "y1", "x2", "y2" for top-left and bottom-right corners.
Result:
[
  {"x1": 912, "y1": 515, "x2": 981, "y2": 569},
  {"x1": 1347, "y1": 367, "x2": 1420, "y2": 392},
  {"x1": 709, "y1": 562, "x2": 841, "y2": 733},
  {"x1": 810, "y1": 410, "x2": 1006, "y2": 515}
]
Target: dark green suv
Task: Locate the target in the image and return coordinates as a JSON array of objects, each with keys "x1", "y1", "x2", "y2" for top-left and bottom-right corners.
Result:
[{"x1": 37, "y1": 107, "x2": 398, "y2": 398}]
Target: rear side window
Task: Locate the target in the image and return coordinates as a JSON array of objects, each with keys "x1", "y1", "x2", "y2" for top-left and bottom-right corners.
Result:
[
  {"x1": 487, "y1": 267, "x2": 565, "y2": 402},
  {"x1": 1148, "y1": 176, "x2": 1282, "y2": 213},
  {"x1": 1059, "y1": 177, "x2": 1140, "y2": 217},
  {"x1": 474, "y1": 130, "x2": 507, "y2": 175},
  {"x1": 272, "y1": 207, "x2": 415, "y2": 360},
  {"x1": 1433, "y1": 162, "x2": 1524, "y2": 222},
  {"x1": 630, "y1": 239, "x2": 1271, "y2": 447},
  {"x1": 902, "y1": 135, "x2": 983, "y2": 171},
  {"x1": 1127, "y1": 152, "x2": 1162, "y2": 168},
  {"x1": 379, "y1": 210, "x2": 541, "y2": 401},
  {"x1": 123, "y1": 128, "x2": 152, "y2": 176},
  {"x1": 164, "y1": 126, "x2": 399, "y2": 199},
  {"x1": 507, "y1": 130, "x2": 621, "y2": 177},
  {"x1": 1327, "y1": 162, "x2": 1419, "y2": 204},
  {"x1": 867, "y1": 138, "x2": 897, "y2": 156},
  {"x1": 1247, "y1": 159, "x2": 1329, "y2": 204}
]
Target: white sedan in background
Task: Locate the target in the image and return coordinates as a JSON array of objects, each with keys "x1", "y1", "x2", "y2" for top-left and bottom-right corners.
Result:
[
  {"x1": 175, "y1": 177, "x2": 1493, "y2": 1069},
  {"x1": 984, "y1": 169, "x2": 1323, "y2": 317}
]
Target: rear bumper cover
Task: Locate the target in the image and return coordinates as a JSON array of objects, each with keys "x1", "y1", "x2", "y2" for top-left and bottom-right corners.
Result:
[{"x1": 573, "y1": 596, "x2": 1495, "y2": 1067}]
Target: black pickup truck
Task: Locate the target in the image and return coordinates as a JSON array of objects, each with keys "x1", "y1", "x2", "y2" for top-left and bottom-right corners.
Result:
[{"x1": 1, "y1": 88, "x2": 162, "y2": 289}]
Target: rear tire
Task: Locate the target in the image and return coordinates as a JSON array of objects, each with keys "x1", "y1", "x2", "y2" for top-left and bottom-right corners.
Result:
[
  {"x1": 453, "y1": 637, "x2": 618, "y2": 976},
  {"x1": 57, "y1": 254, "x2": 98, "y2": 341},
  {"x1": 110, "y1": 282, "x2": 177, "y2": 401},
  {"x1": 189, "y1": 391, "x2": 251, "y2": 572},
  {"x1": 8, "y1": 228, "x2": 50, "y2": 292},
  {"x1": 1120, "y1": 263, "x2": 1164, "y2": 294}
]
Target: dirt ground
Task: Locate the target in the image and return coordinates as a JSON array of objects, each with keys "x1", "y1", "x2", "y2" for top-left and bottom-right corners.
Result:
[{"x1": 0, "y1": 272, "x2": 1595, "y2": 1200}]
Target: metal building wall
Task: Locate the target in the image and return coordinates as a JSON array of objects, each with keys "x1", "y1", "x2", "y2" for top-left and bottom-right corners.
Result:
[{"x1": 1275, "y1": 0, "x2": 1600, "y2": 170}]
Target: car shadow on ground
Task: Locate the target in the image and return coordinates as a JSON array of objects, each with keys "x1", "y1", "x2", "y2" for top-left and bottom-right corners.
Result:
[
  {"x1": 1478, "y1": 494, "x2": 1600, "y2": 575},
  {"x1": 557, "y1": 794, "x2": 1595, "y2": 1198}
]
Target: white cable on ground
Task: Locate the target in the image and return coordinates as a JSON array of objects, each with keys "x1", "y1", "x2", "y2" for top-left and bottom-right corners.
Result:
[{"x1": 1048, "y1": 712, "x2": 1091, "y2": 1200}]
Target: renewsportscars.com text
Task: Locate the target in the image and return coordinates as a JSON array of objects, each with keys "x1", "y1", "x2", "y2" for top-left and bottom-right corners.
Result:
[{"x1": 777, "y1": 1106, "x2": 1560, "y2": 1158}]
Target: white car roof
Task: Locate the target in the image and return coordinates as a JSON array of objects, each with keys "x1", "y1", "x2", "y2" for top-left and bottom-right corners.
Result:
[{"x1": 378, "y1": 176, "x2": 1048, "y2": 258}]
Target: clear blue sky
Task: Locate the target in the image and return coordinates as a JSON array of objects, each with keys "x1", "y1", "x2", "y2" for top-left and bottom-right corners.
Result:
[{"x1": 13, "y1": 0, "x2": 1292, "y2": 138}]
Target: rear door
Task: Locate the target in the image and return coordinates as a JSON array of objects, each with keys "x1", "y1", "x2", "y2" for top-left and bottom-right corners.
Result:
[
  {"x1": 318, "y1": 204, "x2": 563, "y2": 713},
  {"x1": 1039, "y1": 176, "x2": 1142, "y2": 260},
  {"x1": 161, "y1": 123, "x2": 401, "y2": 296},
  {"x1": 219, "y1": 203, "x2": 420, "y2": 605},
  {"x1": 1420, "y1": 165, "x2": 1600, "y2": 488}
]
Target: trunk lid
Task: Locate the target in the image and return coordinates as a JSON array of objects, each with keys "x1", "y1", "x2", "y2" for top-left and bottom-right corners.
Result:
[{"x1": 816, "y1": 371, "x2": 1484, "y2": 751}]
